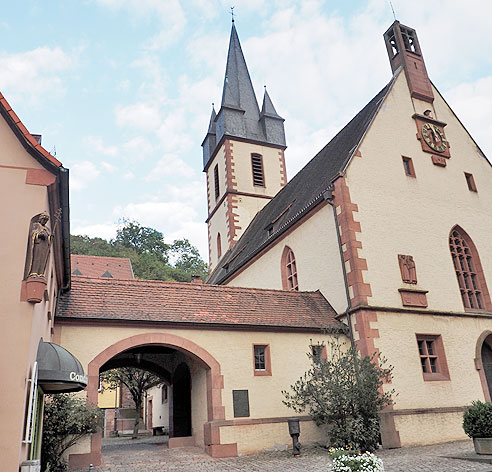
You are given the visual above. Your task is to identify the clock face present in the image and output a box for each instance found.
[421,123,447,153]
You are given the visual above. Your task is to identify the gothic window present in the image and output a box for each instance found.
[251,154,265,187]
[281,246,298,291]
[217,233,222,258]
[449,226,490,311]
[214,164,219,199]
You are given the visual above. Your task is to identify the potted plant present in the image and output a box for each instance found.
[463,401,492,454]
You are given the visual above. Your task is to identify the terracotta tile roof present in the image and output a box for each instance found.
[71,255,134,280]
[0,92,62,167]
[57,278,338,330]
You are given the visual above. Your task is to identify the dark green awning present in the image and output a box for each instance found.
[36,341,87,393]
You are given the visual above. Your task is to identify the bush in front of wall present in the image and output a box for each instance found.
[463,401,492,438]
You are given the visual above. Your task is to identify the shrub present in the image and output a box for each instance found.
[41,394,103,471]
[282,334,394,452]
[463,401,492,438]
[329,448,384,472]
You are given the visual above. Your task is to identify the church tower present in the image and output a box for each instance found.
[203,22,287,270]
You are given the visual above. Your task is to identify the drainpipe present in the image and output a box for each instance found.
[322,188,356,350]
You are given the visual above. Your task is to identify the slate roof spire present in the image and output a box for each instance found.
[202,24,286,169]
[260,86,282,119]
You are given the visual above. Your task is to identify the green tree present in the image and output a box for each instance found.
[101,367,163,439]
[282,335,394,452]
[70,220,209,282]
[170,238,209,279]
[115,219,169,263]
[41,393,102,472]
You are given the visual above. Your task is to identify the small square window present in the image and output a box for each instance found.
[465,172,477,192]
[311,344,326,363]
[402,156,416,177]
[415,334,450,381]
[252,344,271,376]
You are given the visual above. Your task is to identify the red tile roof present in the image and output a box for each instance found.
[71,255,134,280]
[0,92,62,167]
[57,278,338,330]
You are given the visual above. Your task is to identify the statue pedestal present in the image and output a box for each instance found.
[26,277,47,303]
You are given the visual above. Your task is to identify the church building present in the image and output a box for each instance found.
[2,17,492,471]
[206,20,492,448]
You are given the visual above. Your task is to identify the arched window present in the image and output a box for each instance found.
[281,246,299,291]
[449,226,490,311]
[217,233,222,259]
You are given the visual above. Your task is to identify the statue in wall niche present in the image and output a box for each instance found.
[24,212,53,279]
[398,254,417,284]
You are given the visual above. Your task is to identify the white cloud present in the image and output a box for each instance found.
[444,76,492,160]
[123,136,154,158]
[71,222,118,240]
[84,136,119,156]
[0,47,73,103]
[123,171,135,180]
[70,161,101,191]
[115,102,161,130]
[101,161,117,173]
[145,154,195,181]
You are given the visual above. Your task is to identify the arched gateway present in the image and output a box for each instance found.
[68,333,226,469]
[476,331,492,403]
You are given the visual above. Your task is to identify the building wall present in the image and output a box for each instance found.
[346,70,492,312]
[56,323,339,453]
[340,70,492,445]
[224,203,348,314]
[206,139,285,270]
[147,385,169,430]
[0,115,59,470]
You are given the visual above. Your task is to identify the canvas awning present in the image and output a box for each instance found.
[36,341,87,393]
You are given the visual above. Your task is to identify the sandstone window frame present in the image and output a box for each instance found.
[416,334,450,381]
[281,246,299,291]
[252,344,271,376]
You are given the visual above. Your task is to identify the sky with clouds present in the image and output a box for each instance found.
[1,0,491,260]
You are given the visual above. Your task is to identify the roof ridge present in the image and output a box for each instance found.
[69,276,325,296]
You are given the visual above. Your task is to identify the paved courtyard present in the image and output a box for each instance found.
[75,436,492,472]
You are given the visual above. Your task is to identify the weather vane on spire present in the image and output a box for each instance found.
[230,6,235,23]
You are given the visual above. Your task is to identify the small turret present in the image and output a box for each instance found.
[384,21,434,103]
[259,87,285,147]
[202,105,217,168]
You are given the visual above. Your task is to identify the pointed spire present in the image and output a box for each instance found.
[207,104,216,134]
[221,23,260,119]
[261,87,283,119]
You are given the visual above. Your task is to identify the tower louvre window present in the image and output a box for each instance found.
[251,154,265,187]
[214,164,219,199]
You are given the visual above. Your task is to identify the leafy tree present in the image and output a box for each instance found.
[170,239,209,279]
[282,335,394,452]
[41,393,103,472]
[70,220,209,282]
[101,367,163,439]
[115,219,169,263]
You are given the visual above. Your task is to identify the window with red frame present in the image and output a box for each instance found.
[416,334,450,381]
[449,227,488,310]
[281,246,299,291]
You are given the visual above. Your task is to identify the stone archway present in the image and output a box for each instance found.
[68,333,226,469]
[475,331,492,403]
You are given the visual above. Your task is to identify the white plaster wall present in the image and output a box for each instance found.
[190,365,207,447]
[346,71,492,312]
[58,325,338,421]
[226,204,348,314]
[147,385,169,430]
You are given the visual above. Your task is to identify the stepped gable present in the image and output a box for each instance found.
[208,78,395,284]
[71,254,134,280]
[56,278,338,330]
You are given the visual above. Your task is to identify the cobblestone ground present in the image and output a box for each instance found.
[75,436,492,472]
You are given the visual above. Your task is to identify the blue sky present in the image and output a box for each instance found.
[1,0,491,260]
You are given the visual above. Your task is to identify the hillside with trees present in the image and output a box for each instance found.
[71,220,208,282]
